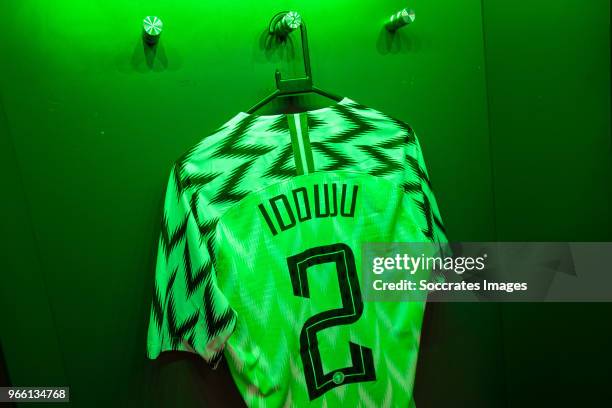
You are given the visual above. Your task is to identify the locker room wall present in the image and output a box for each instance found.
[0,0,608,407]
[0,346,15,408]
[482,0,612,406]
[0,82,69,391]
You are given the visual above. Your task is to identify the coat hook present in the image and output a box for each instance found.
[269,11,302,37]
[385,8,415,32]
[143,16,163,45]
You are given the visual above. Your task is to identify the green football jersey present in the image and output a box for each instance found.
[147,98,447,407]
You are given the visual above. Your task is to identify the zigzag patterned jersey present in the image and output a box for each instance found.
[147,98,447,407]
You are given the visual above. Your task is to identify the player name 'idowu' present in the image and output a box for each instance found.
[258,183,359,236]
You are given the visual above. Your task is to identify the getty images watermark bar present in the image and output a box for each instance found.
[360,242,612,302]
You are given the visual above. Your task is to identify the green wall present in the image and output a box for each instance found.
[482,1,612,406]
[0,0,609,407]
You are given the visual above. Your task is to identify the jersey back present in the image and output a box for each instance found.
[147,98,447,407]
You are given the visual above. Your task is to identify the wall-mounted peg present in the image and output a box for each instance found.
[143,16,163,45]
[269,11,302,37]
[385,8,415,32]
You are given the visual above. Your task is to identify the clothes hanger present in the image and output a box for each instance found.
[247,12,343,114]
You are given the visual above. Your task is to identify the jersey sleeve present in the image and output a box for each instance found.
[146,164,237,367]
[402,132,449,248]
